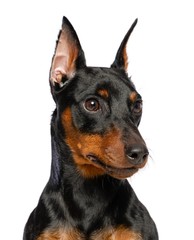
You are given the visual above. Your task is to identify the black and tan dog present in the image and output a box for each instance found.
[23,16,158,240]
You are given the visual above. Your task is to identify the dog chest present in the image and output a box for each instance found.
[37,226,142,240]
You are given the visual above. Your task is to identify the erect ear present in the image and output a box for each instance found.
[111,19,138,72]
[50,16,86,88]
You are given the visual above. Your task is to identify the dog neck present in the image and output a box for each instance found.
[39,110,135,234]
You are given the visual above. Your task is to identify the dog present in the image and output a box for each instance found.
[23,16,158,240]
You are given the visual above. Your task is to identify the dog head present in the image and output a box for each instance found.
[50,17,148,179]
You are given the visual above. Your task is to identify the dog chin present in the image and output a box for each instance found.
[106,167,139,179]
[85,154,140,179]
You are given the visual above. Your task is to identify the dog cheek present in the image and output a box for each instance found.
[61,107,103,162]
[61,107,80,151]
[61,108,129,176]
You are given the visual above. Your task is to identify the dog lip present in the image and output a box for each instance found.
[86,154,138,177]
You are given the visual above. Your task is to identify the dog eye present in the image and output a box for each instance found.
[133,100,143,114]
[84,98,101,112]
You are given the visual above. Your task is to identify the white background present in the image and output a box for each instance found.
[0,0,194,239]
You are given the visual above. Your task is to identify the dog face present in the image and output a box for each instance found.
[50,17,148,179]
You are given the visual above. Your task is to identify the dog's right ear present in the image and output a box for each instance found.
[50,17,86,89]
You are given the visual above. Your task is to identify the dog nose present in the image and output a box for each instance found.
[126,144,149,165]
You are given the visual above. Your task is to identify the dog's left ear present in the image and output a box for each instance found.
[50,16,86,88]
[111,19,138,72]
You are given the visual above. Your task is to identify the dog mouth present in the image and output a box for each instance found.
[86,154,139,179]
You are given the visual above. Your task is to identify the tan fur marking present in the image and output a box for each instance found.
[37,228,83,240]
[37,227,142,240]
[97,89,109,98]
[92,226,142,240]
[129,91,137,103]
[123,46,128,71]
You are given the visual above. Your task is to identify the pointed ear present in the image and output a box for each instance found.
[111,19,138,72]
[50,16,86,88]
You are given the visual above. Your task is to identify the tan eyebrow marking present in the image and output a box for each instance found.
[97,89,109,98]
[129,91,137,103]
